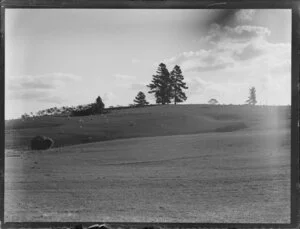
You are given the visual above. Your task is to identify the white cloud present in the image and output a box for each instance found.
[7,72,82,91]
[131,58,141,64]
[162,24,272,73]
[103,92,116,103]
[160,22,290,105]
[130,83,147,91]
[235,10,256,22]
[114,73,136,80]
[206,24,271,45]
[6,72,82,102]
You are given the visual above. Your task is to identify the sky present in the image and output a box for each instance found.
[5,9,291,119]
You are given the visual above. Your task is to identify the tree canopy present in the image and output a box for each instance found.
[170,65,188,105]
[148,63,188,105]
[134,91,149,107]
[147,63,172,105]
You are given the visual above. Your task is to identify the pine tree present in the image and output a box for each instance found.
[170,65,188,105]
[134,91,149,107]
[94,96,105,113]
[147,63,172,105]
[246,87,257,105]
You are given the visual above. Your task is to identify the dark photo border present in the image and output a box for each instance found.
[0,0,298,228]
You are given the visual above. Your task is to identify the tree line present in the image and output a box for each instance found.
[133,63,188,107]
[133,62,257,107]
[20,63,258,119]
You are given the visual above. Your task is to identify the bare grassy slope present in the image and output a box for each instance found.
[5,105,290,149]
[5,129,290,222]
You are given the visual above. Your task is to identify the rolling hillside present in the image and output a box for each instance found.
[4,104,291,222]
[5,129,290,222]
[5,104,290,150]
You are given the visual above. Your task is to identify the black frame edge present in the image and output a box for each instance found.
[0,3,5,227]
[291,2,299,227]
[0,0,294,9]
[0,0,298,228]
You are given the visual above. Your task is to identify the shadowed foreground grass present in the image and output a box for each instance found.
[5,129,290,223]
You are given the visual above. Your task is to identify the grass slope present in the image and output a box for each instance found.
[5,104,290,149]
[5,104,291,222]
[5,129,290,222]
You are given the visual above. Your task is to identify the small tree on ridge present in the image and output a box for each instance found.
[134,91,149,107]
[246,87,257,105]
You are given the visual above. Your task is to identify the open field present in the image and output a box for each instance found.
[5,105,291,223]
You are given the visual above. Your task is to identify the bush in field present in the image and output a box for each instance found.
[71,96,105,116]
[208,98,219,105]
[30,135,54,150]
[21,113,30,120]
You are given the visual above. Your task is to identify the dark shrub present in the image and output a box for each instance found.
[73,224,83,229]
[30,135,54,150]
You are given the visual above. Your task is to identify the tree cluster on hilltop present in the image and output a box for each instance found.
[147,63,188,105]
[132,63,188,107]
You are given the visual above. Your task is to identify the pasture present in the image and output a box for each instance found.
[4,104,291,223]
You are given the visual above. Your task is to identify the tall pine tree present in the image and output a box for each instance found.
[147,63,172,105]
[170,65,188,105]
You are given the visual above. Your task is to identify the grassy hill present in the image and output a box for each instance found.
[5,104,291,222]
[5,126,290,222]
[5,104,290,150]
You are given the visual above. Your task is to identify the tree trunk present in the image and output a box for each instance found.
[174,89,177,105]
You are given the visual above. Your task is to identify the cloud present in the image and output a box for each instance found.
[163,47,235,72]
[103,92,116,102]
[130,83,147,91]
[36,96,63,104]
[6,72,82,103]
[181,59,234,72]
[185,76,250,104]
[162,23,273,73]
[114,73,136,80]
[160,20,290,105]
[206,24,271,45]
[7,72,82,91]
[233,43,264,61]
[235,10,256,22]
[6,90,62,104]
[131,58,141,64]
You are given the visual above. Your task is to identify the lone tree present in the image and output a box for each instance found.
[208,98,219,105]
[170,65,188,105]
[94,96,105,113]
[134,91,149,107]
[246,87,257,105]
[147,63,172,105]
